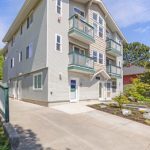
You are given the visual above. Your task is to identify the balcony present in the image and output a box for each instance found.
[68,52,95,74]
[69,15,95,44]
[106,39,122,57]
[107,65,122,78]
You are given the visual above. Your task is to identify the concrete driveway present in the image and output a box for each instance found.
[10,100,150,150]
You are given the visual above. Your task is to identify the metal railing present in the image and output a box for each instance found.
[69,14,94,38]
[106,39,122,53]
[0,83,9,122]
[107,65,121,77]
[69,52,94,69]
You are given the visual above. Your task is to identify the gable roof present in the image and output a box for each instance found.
[2,0,127,44]
[123,65,146,76]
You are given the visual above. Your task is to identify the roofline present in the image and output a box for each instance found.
[3,0,127,43]
[3,0,40,43]
[94,0,127,43]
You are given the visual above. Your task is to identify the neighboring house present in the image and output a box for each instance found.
[123,65,146,85]
[2,0,126,106]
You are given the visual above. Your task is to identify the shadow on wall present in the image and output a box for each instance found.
[14,125,72,150]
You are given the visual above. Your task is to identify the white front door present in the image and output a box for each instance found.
[70,79,79,102]
[99,81,112,101]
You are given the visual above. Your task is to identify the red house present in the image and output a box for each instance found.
[123,65,146,85]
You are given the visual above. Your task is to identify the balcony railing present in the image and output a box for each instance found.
[106,39,122,56]
[68,52,94,74]
[69,15,95,44]
[107,65,122,78]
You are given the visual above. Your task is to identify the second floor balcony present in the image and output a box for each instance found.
[69,15,95,44]
[106,39,122,57]
[68,52,95,74]
[106,65,122,78]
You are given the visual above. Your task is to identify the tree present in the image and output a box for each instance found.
[123,42,150,67]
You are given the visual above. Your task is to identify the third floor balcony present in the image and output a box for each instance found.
[69,15,95,44]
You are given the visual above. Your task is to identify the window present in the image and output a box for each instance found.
[74,7,85,18]
[19,52,22,62]
[93,51,104,64]
[74,46,85,55]
[20,25,23,35]
[56,0,62,15]
[26,43,33,59]
[11,36,15,47]
[27,12,33,29]
[55,34,62,51]
[10,58,14,68]
[99,53,103,64]
[93,51,97,62]
[92,12,104,38]
[33,73,43,90]
[112,80,117,93]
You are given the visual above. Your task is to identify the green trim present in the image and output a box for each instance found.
[106,48,122,56]
[69,28,95,43]
[68,65,95,74]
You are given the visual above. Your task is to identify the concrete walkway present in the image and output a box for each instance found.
[10,100,150,150]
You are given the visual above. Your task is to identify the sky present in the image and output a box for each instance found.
[0,0,150,48]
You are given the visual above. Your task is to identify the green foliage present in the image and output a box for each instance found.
[140,70,150,84]
[113,95,130,109]
[0,123,10,150]
[125,78,150,102]
[123,42,150,67]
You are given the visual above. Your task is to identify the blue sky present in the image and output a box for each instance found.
[0,0,150,48]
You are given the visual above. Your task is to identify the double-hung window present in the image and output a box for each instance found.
[56,0,62,15]
[33,73,43,90]
[112,80,117,93]
[55,34,62,52]
[10,58,14,68]
[26,43,33,59]
[93,51,104,64]
[93,12,104,38]
[19,51,23,62]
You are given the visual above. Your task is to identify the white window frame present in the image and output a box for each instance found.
[56,0,62,15]
[26,43,33,59]
[33,72,43,91]
[73,7,85,18]
[92,11,105,39]
[55,34,62,52]
[19,51,22,62]
[93,50,104,64]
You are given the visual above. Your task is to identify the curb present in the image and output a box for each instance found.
[3,122,20,150]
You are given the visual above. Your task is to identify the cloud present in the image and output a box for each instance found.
[134,26,150,33]
[103,0,150,27]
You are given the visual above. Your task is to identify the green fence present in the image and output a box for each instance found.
[0,83,9,122]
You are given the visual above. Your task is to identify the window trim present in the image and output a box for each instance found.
[73,7,85,18]
[10,58,15,68]
[26,43,33,59]
[27,11,33,29]
[92,11,105,39]
[56,0,62,15]
[33,72,43,91]
[93,50,104,64]
[55,34,62,52]
[19,51,22,62]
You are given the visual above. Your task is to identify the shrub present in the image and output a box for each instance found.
[113,95,130,109]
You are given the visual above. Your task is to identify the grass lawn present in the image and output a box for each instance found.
[0,122,10,150]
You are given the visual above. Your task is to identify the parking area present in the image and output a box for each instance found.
[10,100,150,150]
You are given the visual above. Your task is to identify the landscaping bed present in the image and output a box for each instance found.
[89,104,150,126]
[0,122,10,150]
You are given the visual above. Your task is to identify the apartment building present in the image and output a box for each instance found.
[2,0,127,106]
